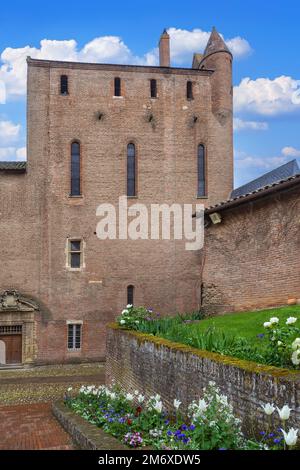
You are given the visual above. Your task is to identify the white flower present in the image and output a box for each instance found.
[291,350,300,365]
[122,309,129,315]
[135,320,139,324]
[120,319,126,325]
[67,387,73,392]
[134,390,139,395]
[153,401,163,413]
[277,405,292,421]
[126,304,133,308]
[286,317,297,325]
[154,394,161,401]
[263,322,272,328]
[137,394,145,403]
[261,403,275,415]
[269,317,279,324]
[277,341,283,346]
[109,392,116,400]
[126,393,134,401]
[292,338,300,350]
[281,428,298,447]
[173,399,181,410]
[198,399,208,412]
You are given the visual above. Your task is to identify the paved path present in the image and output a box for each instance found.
[0,363,105,450]
[0,403,74,450]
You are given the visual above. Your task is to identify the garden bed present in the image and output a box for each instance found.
[106,324,300,435]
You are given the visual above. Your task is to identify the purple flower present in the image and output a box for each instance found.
[257,333,265,339]
[167,430,173,436]
[189,424,196,431]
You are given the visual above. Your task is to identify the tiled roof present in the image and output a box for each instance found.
[205,173,300,215]
[0,161,27,171]
[231,159,300,199]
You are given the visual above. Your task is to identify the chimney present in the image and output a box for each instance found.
[159,29,170,67]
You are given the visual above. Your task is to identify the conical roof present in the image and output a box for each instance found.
[203,27,231,56]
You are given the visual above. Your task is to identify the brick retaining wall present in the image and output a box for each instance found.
[106,324,300,433]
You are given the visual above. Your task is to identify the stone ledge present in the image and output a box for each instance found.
[52,401,128,450]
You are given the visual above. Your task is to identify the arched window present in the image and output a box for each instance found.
[197,144,206,197]
[71,141,81,196]
[60,75,68,95]
[114,77,121,96]
[150,79,157,98]
[127,143,136,197]
[127,285,134,305]
[187,81,193,100]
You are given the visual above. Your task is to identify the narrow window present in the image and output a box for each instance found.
[127,285,134,305]
[197,144,206,197]
[187,81,193,100]
[68,239,82,269]
[127,143,136,197]
[71,141,81,196]
[60,75,68,95]
[150,79,157,98]
[114,77,121,96]
[67,324,82,350]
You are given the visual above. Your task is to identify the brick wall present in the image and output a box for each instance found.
[202,185,300,313]
[0,53,233,364]
[106,325,300,434]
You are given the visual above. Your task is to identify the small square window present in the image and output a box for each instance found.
[68,239,82,269]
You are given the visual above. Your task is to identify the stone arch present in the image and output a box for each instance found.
[0,340,6,364]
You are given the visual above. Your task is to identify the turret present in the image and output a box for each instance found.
[198,27,233,121]
[159,29,170,67]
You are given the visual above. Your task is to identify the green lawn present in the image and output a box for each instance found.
[192,305,300,347]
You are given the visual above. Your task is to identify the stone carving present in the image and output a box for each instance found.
[0,290,38,312]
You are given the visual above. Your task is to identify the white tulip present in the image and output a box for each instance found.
[120,319,126,325]
[277,341,283,346]
[277,405,291,421]
[286,317,297,325]
[137,394,145,403]
[263,322,272,328]
[198,399,208,412]
[154,401,163,413]
[281,428,298,447]
[67,387,73,392]
[291,350,300,365]
[270,317,279,324]
[292,338,300,350]
[126,304,133,308]
[174,399,181,410]
[126,393,134,401]
[261,403,275,415]
[122,309,129,315]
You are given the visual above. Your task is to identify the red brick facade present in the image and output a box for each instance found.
[0,30,233,365]
[202,178,300,313]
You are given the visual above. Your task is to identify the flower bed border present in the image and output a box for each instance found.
[52,401,128,450]
[108,323,300,377]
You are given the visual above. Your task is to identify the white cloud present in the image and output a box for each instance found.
[0,146,26,161]
[0,120,21,144]
[281,146,300,158]
[233,117,268,131]
[167,28,251,64]
[234,76,300,116]
[0,28,251,101]
[0,80,5,103]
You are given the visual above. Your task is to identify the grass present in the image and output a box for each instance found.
[190,305,300,349]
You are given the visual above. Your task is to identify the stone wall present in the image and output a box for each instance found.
[106,325,300,434]
[202,184,300,313]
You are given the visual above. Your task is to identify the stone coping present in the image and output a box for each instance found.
[108,323,300,380]
[52,401,128,450]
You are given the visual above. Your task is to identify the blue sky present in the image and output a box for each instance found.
[0,0,299,187]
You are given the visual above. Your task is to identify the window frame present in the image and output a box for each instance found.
[187,80,193,100]
[127,285,134,306]
[197,144,207,197]
[127,142,137,197]
[67,238,83,270]
[114,77,121,97]
[150,79,157,98]
[67,323,82,351]
[60,75,69,95]
[70,140,81,197]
